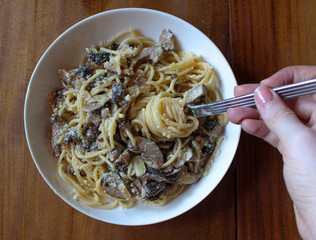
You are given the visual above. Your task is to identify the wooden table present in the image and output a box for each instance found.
[1,0,315,239]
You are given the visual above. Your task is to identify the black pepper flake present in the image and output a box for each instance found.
[110,42,120,50]
[171,73,177,79]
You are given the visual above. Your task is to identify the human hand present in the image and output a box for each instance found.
[227,66,316,239]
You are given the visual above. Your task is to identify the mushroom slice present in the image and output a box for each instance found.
[142,180,166,201]
[139,168,168,201]
[135,45,164,63]
[108,144,125,162]
[63,126,80,144]
[117,119,133,135]
[100,171,131,200]
[112,82,125,103]
[185,83,208,105]
[83,124,100,142]
[76,63,92,77]
[163,182,180,196]
[159,29,175,51]
[141,167,167,183]
[130,179,143,196]
[164,167,184,182]
[173,146,195,168]
[87,52,110,65]
[51,120,67,157]
[58,69,77,86]
[201,119,223,141]
[128,137,164,169]
[114,149,131,173]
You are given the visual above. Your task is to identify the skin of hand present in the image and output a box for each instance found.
[227,66,316,239]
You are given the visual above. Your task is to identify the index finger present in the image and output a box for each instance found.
[261,65,316,88]
[234,83,259,97]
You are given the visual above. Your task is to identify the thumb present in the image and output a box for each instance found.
[254,85,305,144]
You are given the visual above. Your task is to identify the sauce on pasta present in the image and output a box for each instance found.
[49,29,226,209]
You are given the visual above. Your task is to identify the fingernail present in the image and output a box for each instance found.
[233,85,240,95]
[255,86,274,106]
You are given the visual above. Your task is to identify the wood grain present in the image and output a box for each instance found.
[230,0,316,239]
[1,0,315,239]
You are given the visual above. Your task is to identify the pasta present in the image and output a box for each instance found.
[49,29,226,209]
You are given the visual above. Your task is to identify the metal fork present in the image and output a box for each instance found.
[188,78,316,117]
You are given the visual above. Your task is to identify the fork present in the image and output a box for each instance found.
[188,78,316,117]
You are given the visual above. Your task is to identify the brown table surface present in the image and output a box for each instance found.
[1,0,315,239]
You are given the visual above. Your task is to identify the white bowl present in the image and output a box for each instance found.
[24,8,240,225]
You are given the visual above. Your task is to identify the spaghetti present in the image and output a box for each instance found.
[49,29,226,209]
